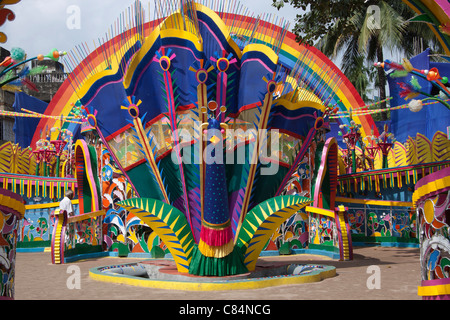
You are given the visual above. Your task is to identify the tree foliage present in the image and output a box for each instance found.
[272,0,373,45]
[272,0,443,120]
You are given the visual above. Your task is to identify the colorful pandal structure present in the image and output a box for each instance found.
[414,167,450,300]
[0,187,25,300]
[1,0,446,296]
[336,50,450,298]
[376,36,450,298]
[35,0,368,279]
[51,139,104,265]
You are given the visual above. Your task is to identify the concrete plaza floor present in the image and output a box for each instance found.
[14,246,421,300]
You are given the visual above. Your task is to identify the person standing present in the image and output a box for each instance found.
[59,189,75,216]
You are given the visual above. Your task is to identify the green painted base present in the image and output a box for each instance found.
[188,245,248,276]
[308,243,340,253]
[150,246,166,258]
[110,242,129,257]
[351,235,419,244]
[65,244,103,258]
[17,240,51,248]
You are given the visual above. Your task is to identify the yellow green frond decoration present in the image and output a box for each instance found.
[117,198,195,273]
[235,195,312,271]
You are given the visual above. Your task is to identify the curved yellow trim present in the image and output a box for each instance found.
[305,206,335,218]
[0,193,25,218]
[198,239,234,258]
[418,283,450,297]
[195,3,242,59]
[243,43,278,66]
[201,219,231,229]
[123,25,203,91]
[25,199,79,210]
[282,76,323,104]
[90,264,336,291]
[122,26,161,89]
[160,28,203,52]
[335,197,412,208]
[412,175,450,207]
[123,3,245,91]
[423,0,450,25]
[275,97,324,112]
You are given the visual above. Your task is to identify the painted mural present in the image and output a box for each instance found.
[347,206,416,240]
[101,147,164,257]
[309,214,337,247]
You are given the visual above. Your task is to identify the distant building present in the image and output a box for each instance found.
[0,47,66,144]
[0,48,16,143]
[23,59,68,102]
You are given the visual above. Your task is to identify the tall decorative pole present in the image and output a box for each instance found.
[42,147,56,177]
[32,149,43,176]
[50,127,73,177]
[33,138,48,176]
[338,112,362,174]
[363,126,379,170]
[34,137,56,177]
[376,123,395,169]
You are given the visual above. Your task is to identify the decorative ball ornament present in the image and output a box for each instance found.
[208,100,218,112]
[408,99,423,113]
[10,47,26,62]
[45,49,66,62]
[442,77,448,84]
[426,67,440,81]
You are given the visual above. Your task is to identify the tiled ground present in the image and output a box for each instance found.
[14,246,421,300]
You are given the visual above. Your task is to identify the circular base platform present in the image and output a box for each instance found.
[89,259,336,291]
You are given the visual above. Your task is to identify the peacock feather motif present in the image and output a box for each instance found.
[74,1,340,276]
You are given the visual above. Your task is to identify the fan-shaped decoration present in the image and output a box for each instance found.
[39,0,368,276]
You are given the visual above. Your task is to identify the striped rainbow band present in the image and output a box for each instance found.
[31,2,378,148]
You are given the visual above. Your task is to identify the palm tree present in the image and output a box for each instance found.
[312,0,442,120]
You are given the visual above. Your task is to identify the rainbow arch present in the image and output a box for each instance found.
[31,2,378,148]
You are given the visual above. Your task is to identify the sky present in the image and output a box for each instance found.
[1,0,299,64]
